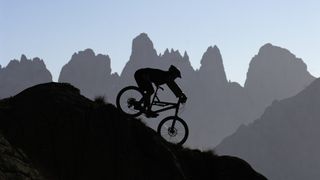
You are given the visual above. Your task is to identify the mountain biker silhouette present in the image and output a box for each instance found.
[134,65,187,118]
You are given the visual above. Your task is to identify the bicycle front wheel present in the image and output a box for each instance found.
[116,86,144,117]
[157,116,189,146]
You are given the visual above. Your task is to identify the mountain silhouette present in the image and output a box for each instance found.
[244,43,315,120]
[55,33,315,148]
[216,78,320,180]
[198,46,227,86]
[121,33,159,81]
[0,83,266,180]
[58,48,120,101]
[1,33,315,150]
[0,54,52,99]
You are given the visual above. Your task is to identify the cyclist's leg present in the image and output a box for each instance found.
[144,83,154,112]
[134,72,152,110]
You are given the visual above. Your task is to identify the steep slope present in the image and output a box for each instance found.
[0,83,266,180]
[244,43,315,119]
[58,49,119,101]
[216,78,320,180]
[0,55,52,99]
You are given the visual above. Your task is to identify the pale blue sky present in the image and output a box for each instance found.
[1,0,319,85]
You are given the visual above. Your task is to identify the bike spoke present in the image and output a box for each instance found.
[117,87,144,116]
[159,118,187,144]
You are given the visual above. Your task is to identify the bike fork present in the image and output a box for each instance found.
[171,100,181,128]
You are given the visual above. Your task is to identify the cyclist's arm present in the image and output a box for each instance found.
[167,81,183,98]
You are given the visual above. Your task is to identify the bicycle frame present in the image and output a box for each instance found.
[149,86,181,117]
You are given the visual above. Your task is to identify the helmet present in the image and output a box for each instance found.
[169,65,181,78]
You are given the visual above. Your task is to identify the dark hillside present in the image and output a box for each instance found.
[0,132,44,180]
[0,83,266,180]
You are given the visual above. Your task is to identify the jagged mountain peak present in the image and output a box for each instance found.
[259,43,288,52]
[160,49,191,63]
[20,54,28,62]
[0,55,52,98]
[136,32,149,39]
[183,51,189,59]
[71,48,96,59]
[170,48,179,54]
[259,43,273,49]
[58,49,114,99]
[120,33,158,78]
[256,43,299,61]
[5,54,47,70]
[162,48,182,58]
[111,72,120,77]
[200,45,223,67]
[244,43,315,101]
[18,54,44,65]
[6,59,20,67]
[208,45,219,51]
[199,45,227,83]
[68,49,111,65]
[132,33,156,53]
[243,43,315,120]
[68,49,112,66]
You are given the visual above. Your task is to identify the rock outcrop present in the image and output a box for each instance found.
[120,33,159,82]
[198,46,228,86]
[58,49,119,101]
[0,55,52,99]
[0,83,266,180]
[216,78,320,180]
[244,43,315,119]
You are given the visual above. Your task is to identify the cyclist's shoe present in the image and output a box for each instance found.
[145,111,159,118]
[128,98,143,110]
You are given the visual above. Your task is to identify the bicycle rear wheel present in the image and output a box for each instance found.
[116,86,144,117]
[157,116,189,146]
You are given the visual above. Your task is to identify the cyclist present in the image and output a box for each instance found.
[134,65,187,118]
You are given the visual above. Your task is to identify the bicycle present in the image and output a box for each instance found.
[116,85,189,146]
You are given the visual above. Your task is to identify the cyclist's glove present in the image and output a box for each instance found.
[180,93,187,104]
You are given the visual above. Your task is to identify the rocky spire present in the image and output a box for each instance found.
[58,49,114,99]
[130,33,158,62]
[244,43,315,119]
[183,51,189,61]
[120,33,159,80]
[20,54,28,62]
[199,45,227,84]
[0,55,52,98]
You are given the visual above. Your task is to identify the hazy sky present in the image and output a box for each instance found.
[1,0,319,85]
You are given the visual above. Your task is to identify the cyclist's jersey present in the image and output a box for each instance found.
[134,68,183,97]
